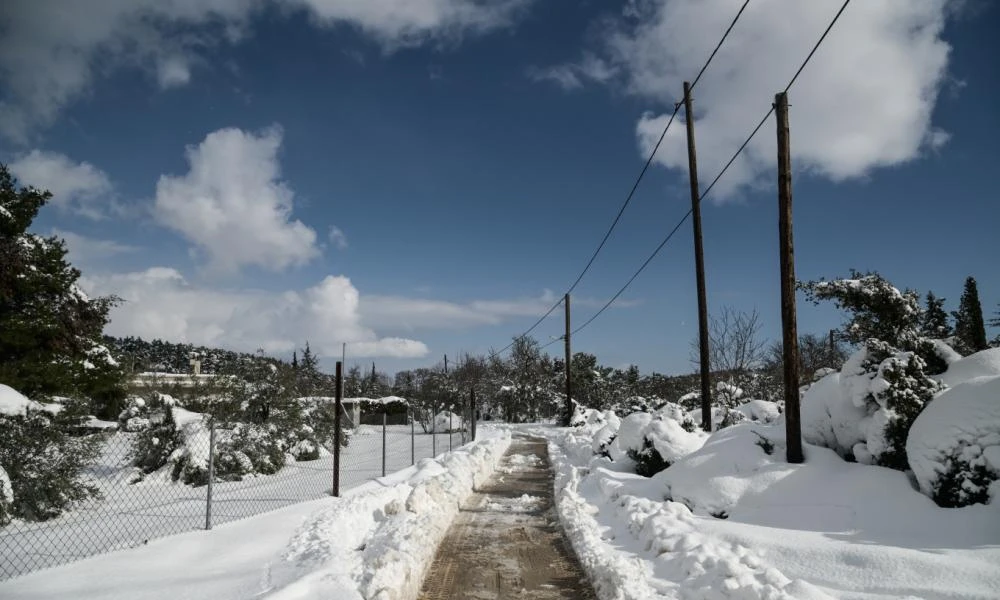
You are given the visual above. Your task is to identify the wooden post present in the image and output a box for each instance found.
[683,81,713,433]
[471,388,477,441]
[333,361,343,496]
[775,92,803,464]
[563,293,573,426]
[381,411,387,477]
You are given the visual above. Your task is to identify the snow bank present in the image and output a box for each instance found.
[935,347,1000,388]
[546,433,832,600]
[734,399,781,423]
[542,421,1000,599]
[907,375,1000,507]
[358,432,511,600]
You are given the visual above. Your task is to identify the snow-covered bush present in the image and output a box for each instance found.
[609,412,708,477]
[907,371,1000,507]
[433,411,464,432]
[0,384,102,522]
[802,343,941,469]
[128,394,183,474]
[0,464,13,526]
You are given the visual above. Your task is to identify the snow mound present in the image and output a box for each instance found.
[936,348,1000,388]
[592,412,621,455]
[0,383,38,416]
[735,399,781,423]
[432,410,463,432]
[907,375,1000,507]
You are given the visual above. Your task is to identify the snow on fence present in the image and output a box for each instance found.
[0,408,474,581]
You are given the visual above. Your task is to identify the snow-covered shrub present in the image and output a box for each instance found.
[433,411,464,432]
[734,399,782,424]
[0,464,13,526]
[131,402,181,475]
[907,375,1000,507]
[610,412,708,477]
[0,385,101,522]
[591,412,621,457]
[285,424,321,461]
[719,408,747,429]
[801,342,941,470]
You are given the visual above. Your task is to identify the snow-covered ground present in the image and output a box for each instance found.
[0,426,510,599]
[1,423,470,578]
[523,351,1000,599]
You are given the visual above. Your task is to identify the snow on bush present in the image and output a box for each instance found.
[0,464,12,526]
[934,347,1000,388]
[735,399,781,423]
[433,410,463,433]
[592,411,621,456]
[606,412,708,477]
[907,375,1000,507]
[801,343,941,469]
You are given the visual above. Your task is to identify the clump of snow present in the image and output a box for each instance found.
[935,347,1000,388]
[907,375,1000,507]
[734,399,781,423]
[0,383,40,416]
[607,412,707,467]
[432,410,463,432]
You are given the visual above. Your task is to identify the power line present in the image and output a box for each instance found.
[492,0,754,357]
[565,0,852,341]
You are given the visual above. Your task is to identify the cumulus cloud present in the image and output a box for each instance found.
[0,0,532,142]
[9,150,116,218]
[80,268,430,358]
[153,126,320,273]
[52,229,138,266]
[536,0,953,199]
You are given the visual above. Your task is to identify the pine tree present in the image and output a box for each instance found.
[953,277,988,355]
[920,292,951,339]
[0,165,125,412]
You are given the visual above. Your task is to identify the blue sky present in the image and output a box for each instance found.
[1,0,997,376]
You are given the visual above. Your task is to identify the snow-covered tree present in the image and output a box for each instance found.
[953,277,988,355]
[920,291,951,339]
[0,165,126,418]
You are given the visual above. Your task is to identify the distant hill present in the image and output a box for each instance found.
[103,336,260,375]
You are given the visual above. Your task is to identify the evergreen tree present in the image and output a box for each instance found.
[0,165,125,414]
[920,292,951,339]
[953,277,988,355]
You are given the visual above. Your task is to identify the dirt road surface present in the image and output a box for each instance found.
[418,435,596,600]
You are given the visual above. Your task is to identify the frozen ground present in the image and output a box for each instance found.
[0,426,509,599]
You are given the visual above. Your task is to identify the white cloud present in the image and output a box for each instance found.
[538,0,953,199]
[80,269,430,358]
[0,0,532,142]
[156,55,193,88]
[153,126,320,273]
[526,53,617,90]
[328,226,349,249]
[52,229,137,265]
[9,150,115,219]
[360,289,641,331]
[286,0,530,49]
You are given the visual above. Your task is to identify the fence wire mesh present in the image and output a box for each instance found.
[0,408,470,580]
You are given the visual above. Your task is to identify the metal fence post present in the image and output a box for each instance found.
[205,418,215,530]
[432,405,437,457]
[449,411,453,451]
[471,388,477,442]
[381,411,387,477]
[333,361,342,497]
[410,407,415,465]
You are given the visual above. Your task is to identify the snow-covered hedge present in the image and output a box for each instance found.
[801,343,940,469]
[0,384,102,523]
[907,369,1000,508]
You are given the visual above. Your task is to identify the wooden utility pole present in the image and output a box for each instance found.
[563,293,573,426]
[775,92,803,464]
[683,81,713,433]
[333,361,343,496]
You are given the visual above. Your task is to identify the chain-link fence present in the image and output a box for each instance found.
[0,405,475,580]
